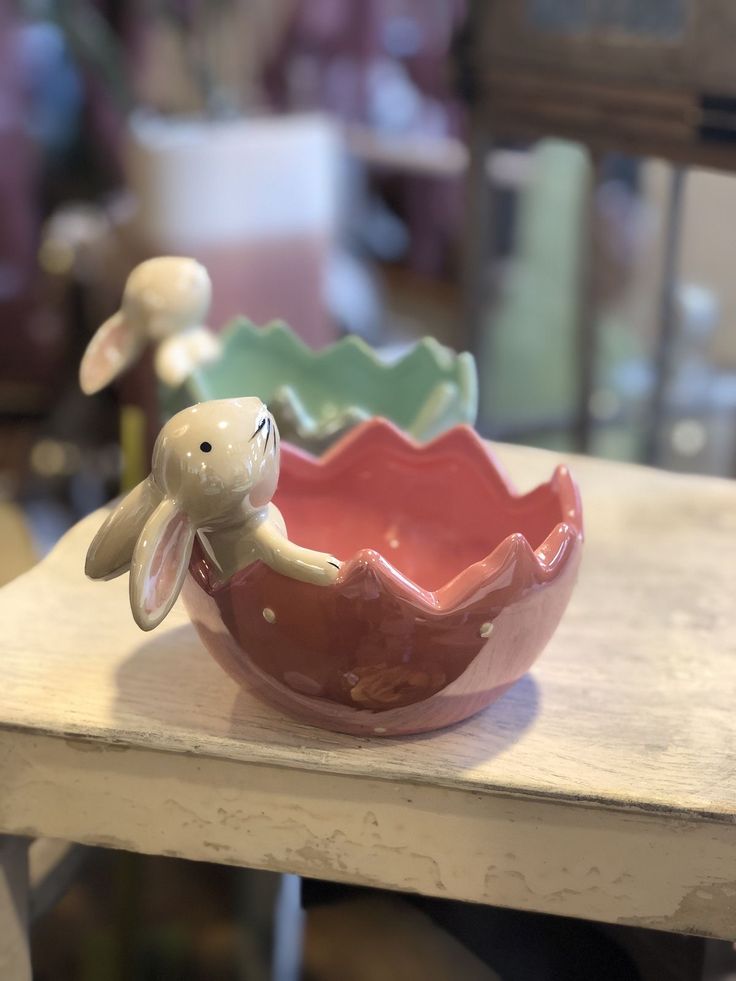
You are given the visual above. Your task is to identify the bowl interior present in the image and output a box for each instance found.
[274,442,565,593]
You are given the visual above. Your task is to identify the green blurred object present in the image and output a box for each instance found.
[164,320,478,452]
[480,141,589,436]
[479,140,644,458]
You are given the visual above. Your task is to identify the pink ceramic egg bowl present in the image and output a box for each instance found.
[183,419,583,736]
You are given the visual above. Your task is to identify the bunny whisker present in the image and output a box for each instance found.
[250,417,267,441]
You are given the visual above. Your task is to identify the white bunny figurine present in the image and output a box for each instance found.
[85,398,341,630]
[79,256,222,393]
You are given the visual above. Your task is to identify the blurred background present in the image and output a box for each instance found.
[4,0,736,552]
[2,0,735,978]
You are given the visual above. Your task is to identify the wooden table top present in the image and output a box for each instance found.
[1,443,735,939]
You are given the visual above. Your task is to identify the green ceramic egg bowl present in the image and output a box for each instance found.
[162,319,478,451]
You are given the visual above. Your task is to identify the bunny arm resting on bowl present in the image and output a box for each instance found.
[85,398,340,632]
[79,256,221,394]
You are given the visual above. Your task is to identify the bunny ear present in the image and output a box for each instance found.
[86,477,161,581]
[129,498,195,631]
[79,310,145,395]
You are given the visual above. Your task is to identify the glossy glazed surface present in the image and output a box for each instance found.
[86,398,339,632]
[80,256,220,394]
[165,319,478,450]
[183,420,583,736]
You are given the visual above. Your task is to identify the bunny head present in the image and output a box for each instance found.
[152,397,279,524]
[86,397,279,631]
[79,256,211,395]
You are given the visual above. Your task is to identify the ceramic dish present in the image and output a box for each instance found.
[163,319,478,451]
[182,419,583,736]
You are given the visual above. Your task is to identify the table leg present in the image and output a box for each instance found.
[235,870,303,981]
[272,874,303,981]
[573,149,603,455]
[701,937,736,979]
[643,164,687,465]
[460,121,495,368]
[0,835,31,981]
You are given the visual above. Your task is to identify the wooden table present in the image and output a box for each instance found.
[1,443,735,978]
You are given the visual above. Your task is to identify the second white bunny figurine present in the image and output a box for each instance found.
[86,398,341,630]
[79,256,221,393]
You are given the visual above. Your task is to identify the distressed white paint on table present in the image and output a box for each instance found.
[1,442,735,977]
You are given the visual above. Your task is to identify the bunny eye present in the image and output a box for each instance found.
[200,441,212,453]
